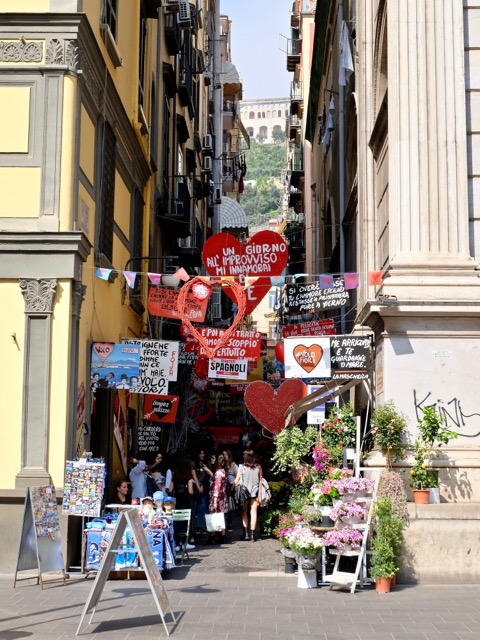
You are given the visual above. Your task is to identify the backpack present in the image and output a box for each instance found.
[259,478,271,508]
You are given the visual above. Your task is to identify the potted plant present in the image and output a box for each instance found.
[370,498,403,592]
[321,402,357,467]
[409,407,457,504]
[370,401,408,468]
[329,500,367,527]
[272,424,318,472]
[377,469,409,524]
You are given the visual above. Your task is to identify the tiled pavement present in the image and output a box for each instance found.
[1,563,479,640]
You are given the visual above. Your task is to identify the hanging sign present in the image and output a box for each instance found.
[123,340,179,394]
[244,379,309,434]
[143,394,180,424]
[147,286,209,321]
[185,328,261,360]
[208,358,249,380]
[330,335,371,379]
[282,318,336,338]
[284,337,332,379]
[90,343,140,390]
[286,278,349,314]
[202,230,289,313]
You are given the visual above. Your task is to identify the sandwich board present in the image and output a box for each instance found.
[76,508,176,636]
[14,486,66,589]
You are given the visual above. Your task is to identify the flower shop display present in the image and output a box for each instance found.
[409,406,457,503]
[329,500,367,526]
[321,402,357,466]
[321,527,364,552]
[283,524,323,558]
[370,400,408,467]
[377,469,409,524]
[271,424,318,472]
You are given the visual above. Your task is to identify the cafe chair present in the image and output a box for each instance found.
[171,509,192,565]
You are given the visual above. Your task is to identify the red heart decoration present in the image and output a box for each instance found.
[177,277,246,360]
[201,230,289,314]
[244,379,309,434]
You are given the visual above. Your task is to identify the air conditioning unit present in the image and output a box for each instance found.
[202,155,212,173]
[214,188,222,204]
[203,71,212,87]
[202,134,213,152]
[173,199,184,216]
[178,0,191,27]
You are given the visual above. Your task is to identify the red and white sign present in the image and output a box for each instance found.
[284,337,332,379]
[143,394,180,424]
[185,328,261,361]
[282,319,336,338]
[147,286,209,321]
[208,359,249,380]
[201,230,289,314]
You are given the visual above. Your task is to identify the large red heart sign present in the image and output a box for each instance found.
[201,230,289,314]
[244,379,309,434]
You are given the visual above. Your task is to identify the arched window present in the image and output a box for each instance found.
[257,112,261,118]
[262,112,265,118]
[267,110,272,118]
[249,111,255,119]
[247,127,254,138]
[278,110,281,117]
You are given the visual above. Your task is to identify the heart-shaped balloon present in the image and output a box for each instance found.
[177,277,246,360]
[201,230,289,314]
[244,379,309,434]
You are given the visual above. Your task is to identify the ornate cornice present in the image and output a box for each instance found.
[20,278,57,314]
[0,40,42,62]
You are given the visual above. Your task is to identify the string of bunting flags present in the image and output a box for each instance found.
[95,267,384,289]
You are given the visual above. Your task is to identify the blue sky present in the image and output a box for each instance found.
[221,0,294,100]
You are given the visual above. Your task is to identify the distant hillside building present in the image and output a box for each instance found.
[239,98,289,143]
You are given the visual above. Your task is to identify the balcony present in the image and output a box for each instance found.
[290,80,303,116]
[288,114,301,141]
[289,146,304,188]
[178,56,194,113]
[164,12,180,55]
[286,38,302,71]
[155,177,192,238]
[288,186,302,208]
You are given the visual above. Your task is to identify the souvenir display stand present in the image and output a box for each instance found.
[14,486,67,589]
[82,509,175,576]
[323,468,381,593]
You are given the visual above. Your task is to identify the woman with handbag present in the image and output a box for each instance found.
[234,450,263,541]
[205,454,228,545]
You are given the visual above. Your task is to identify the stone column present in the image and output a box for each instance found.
[16,278,57,488]
[388,0,471,268]
[67,281,87,459]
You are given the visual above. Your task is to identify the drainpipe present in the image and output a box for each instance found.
[212,0,222,234]
[338,0,346,335]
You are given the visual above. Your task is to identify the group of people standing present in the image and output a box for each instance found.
[110,445,264,546]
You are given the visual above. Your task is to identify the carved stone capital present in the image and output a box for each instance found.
[20,278,58,313]
[72,282,87,318]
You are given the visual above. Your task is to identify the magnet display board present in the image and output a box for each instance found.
[76,508,175,636]
[62,459,106,517]
[14,486,66,589]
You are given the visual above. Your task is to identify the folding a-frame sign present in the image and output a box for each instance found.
[76,508,176,636]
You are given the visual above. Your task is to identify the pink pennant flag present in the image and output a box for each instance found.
[245,276,259,287]
[96,268,112,281]
[344,272,359,290]
[270,276,285,286]
[123,271,137,289]
[368,270,383,286]
[174,267,190,282]
[148,272,161,285]
[319,274,334,289]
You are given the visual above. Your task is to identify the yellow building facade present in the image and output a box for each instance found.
[0,0,221,571]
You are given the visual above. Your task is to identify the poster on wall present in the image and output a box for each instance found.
[283,318,336,338]
[123,340,179,394]
[147,286,209,321]
[285,278,349,314]
[284,337,332,379]
[143,394,180,424]
[62,459,106,517]
[90,343,140,391]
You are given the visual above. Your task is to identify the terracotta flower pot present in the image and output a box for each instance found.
[375,577,392,594]
[413,489,430,504]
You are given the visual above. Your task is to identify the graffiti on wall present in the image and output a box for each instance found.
[413,390,480,438]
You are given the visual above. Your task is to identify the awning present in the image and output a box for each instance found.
[223,61,242,98]
[220,196,248,237]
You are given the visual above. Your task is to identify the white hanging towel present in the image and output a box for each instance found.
[338,21,354,86]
